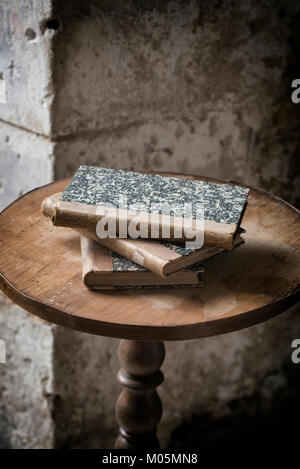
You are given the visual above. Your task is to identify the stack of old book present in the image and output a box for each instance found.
[42,166,249,290]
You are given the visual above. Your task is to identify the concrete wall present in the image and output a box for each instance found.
[0,1,56,449]
[51,305,300,449]
[52,0,300,205]
[0,0,299,448]
[0,0,54,136]
[0,293,55,449]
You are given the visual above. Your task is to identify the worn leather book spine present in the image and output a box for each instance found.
[80,237,204,289]
[41,192,243,251]
[42,193,243,277]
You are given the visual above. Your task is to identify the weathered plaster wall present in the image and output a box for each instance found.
[0,121,55,448]
[0,122,54,210]
[0,0,54,136]
[0,0,299,449]
[0,1,56,449]
[0,293,55,448]
[52,305,300,449]
[52,0,300,205]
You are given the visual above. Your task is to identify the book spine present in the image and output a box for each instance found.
[77,228,168,277]
[80,236,114,287]
[42,193,237,250]
[41,193,236,250]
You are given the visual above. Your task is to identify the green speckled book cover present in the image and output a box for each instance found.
[47,166,249,251]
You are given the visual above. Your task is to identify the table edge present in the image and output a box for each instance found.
[0,173,299,341]
[0,271,299,340]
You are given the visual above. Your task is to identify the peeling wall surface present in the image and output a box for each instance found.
[0,0,299,449]
[52,0,300,205]
[52,305,300,449]
[0,293,55,449]
[0,0,54,136]
[0,122,54,210]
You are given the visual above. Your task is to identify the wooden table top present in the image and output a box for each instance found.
[0,175,299,341]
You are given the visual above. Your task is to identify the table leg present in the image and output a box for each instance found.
[115,340,165,449]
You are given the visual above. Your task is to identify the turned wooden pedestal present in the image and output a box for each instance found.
[115,340,165,449]
[0,176,299,449]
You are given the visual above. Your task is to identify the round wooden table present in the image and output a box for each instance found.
[0,175,299,449]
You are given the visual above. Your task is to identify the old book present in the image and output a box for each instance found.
[80,236,204,289]
[42,193,244,277]
[77,227,243,277]
[42,166,249,250]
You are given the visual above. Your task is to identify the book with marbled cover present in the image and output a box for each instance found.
[78,227,243,277]
[80,237,204,289]
[42,192,245,277]
[43,166,249,250]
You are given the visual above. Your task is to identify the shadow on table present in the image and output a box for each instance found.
[96,240,298,305]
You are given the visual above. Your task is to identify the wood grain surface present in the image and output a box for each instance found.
[0,174,299,341]
[115,340,165,449]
